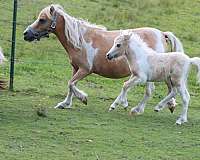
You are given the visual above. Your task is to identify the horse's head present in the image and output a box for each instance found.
[106,31,132,60]
[23,4,62,42]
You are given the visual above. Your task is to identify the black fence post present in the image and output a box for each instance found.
[9,0,18,91]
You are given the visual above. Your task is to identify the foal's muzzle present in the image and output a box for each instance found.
[106,54,113,60]
[23,26,49,42]
[106,52,120,61]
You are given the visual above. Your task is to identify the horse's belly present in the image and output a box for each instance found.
[93,57,131,79]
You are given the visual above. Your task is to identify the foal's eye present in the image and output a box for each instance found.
[116,44,121,48]
[39,19,46,24]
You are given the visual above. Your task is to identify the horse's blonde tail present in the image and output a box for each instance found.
[190,57,200,83]
[163,31,184,53]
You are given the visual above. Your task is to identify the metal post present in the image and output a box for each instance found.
[9,0,18,91]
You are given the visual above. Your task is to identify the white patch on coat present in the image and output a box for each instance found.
[83,41,98,70]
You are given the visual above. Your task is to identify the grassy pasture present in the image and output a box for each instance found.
[0,0,200,159]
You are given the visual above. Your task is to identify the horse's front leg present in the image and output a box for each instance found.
[68,68,89,104]
[55,67,77,109]
[55,68,89,109]
[130,82,155,115]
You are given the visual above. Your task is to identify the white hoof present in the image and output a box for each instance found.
[176,117,187,125]
[108,106,115,112]
[130,107,144,116]
[121,98,128,108]
[54,102,72,109]
[154,106,161,112]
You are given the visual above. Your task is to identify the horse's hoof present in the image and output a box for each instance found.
[129,110,139,116]
[108,107,115,112]
[168,106,175,113]
[129,111,137,116]
[54,105,65,109]
[82,97,87,105]
[176,118,187,125]
[154,109,159,112]
[54,103,65,109]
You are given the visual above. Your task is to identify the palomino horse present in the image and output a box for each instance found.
[106,32,200,125]
[23,4,184,111]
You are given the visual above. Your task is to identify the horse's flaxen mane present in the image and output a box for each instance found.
[46,4,107,49]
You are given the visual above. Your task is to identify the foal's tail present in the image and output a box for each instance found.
[163,32,184,53]
[190,57,200,83]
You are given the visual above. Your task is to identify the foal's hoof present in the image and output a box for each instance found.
[108,107,115,112]
[168,106,175,113]
[176,118,187,125]
[82,97,87,105]
[154,109,159,112]
[167,98,177,113]
[54,103,65,109]
[154,105,162,112]
[130,108,141,116]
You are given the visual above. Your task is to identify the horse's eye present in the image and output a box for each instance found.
[116,44,121,48]
[39,19,46,24]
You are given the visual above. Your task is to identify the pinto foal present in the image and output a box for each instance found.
[106,32,200,125]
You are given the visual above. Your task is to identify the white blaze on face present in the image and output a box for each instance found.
[84,41,98,70]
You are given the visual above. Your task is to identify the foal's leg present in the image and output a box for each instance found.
[154,88,177,112]
[109,76,142,111]
[55,67,77,109]
[166,80,177,113]
[130,82,155,115]
[176,84,190,125]
[109,75,134,111]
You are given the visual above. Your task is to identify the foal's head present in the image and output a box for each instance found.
[23,4,63,42]
[106,32,132,60]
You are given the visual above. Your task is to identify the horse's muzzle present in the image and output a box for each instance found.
[23,26,49,42]
[106,54,113,60]
[23,29,35,42]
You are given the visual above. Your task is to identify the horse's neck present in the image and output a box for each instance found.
[128,42,149,62]
[54,25,80,59]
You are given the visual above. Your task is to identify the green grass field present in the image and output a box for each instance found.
[1,0,200,159]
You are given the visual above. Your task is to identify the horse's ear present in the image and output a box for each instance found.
[50,5,55,15]
[124,33,132,41]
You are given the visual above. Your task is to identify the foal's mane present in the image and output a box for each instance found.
[129,33,156,54]
[122,32,155,53]
[45,4,107,49]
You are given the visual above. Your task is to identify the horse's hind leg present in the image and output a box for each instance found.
[154,87,177,112]
[131,82,155,115]
[176,83,190,125]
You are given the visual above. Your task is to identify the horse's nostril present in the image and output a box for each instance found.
[23,31,28,36]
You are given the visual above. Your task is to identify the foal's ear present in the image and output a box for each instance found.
[124,33,132,41]
[50,5,55,15]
